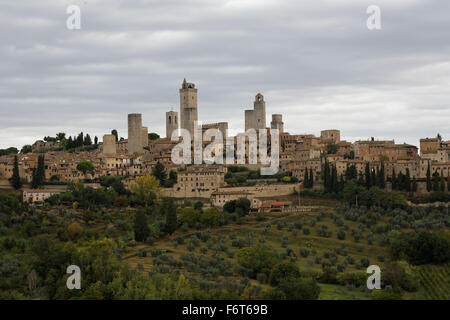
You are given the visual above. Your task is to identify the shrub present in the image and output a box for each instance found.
[337,230,346,240]
[299,248,310,258]
[257,273,267,284]
[137,248,147,258]
[66,221,83,240]
[269,262,301,286]
[277,277,320,300]
[235,244,279,278]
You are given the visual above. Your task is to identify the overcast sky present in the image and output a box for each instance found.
[0,0,449,149]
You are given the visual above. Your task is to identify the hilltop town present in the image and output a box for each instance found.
[1,79,449,302]
[1,79,449,207]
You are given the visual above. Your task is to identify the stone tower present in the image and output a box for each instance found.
[179,78,198,137]
[128,113,143,155]
[166,111,178,138]
[141,126,149,149]
[271,114,284,134]
[244,93,267,131]
[102,134,117,157]
[245,109,255,132]
[253,93,266,130]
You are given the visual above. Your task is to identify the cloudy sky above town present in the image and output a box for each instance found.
[0,0,449,149]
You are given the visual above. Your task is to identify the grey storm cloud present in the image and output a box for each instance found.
[0,0,449,149]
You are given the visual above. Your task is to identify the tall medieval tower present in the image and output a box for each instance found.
[166,110,178,138]
[245,93,266,131]
[128,113,143,155]
[179,78,198,137]
[253,93,266,130]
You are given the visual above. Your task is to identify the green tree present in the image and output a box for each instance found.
[152,162,167,185]
[235,198,251,216]
[277,277,320,300]
[10,155,22,190]
[31,155,45,189]
[379,162,386,188]
[76,161,94,178]
[269,262,301,286]
[440,177,446,192]
[84,134,92,146]
[148,133,160,140]
[134,210,150,242]
[235,244,279,278]
[365,162,371,189]
[194,201,203,211]
[432,171,440,192]
[163,198,177,234]
[323,159,331,192]
[331,165,338,193]
[405,168,411,192]
[412,177,418,192]
[111,130,119,142]
[20,145,32,154]
[304,168,309,188]
[309,168,314,188]
[426,162,432,192]
[131,174,161,208]
[223,200,236,213]
[326,143,338,154]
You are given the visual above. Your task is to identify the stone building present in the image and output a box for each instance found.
[420,138,440,155]
[166,111,178,138]
[180,78,198,137]
[270,114,284,134]
[210,190,254,207]
[321,129,340,144]
[141,126,149,149]
[102,134,117,157]
[245,93,266,131]
[128,113,143,155]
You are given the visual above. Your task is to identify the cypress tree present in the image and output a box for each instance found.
[412,177,418,192]
[339,174,345,192]
[440,177,446,192]
[11,155,22,190]
[163,198,177,234]
[31,155,45,189]
[405,168,411,192]
[152,161,167,185]
[392,169,397,190]
[309,168,314,188]
[134,210,150,242]
[399,172,404,190]
[304,168,309,188]
[432,171,440,192]
[379,162,386,189]
[357,171,364,186]
[365,163,371,189]
[371,168,377,188]
[323,160,330,192]
[426,162,432,192]
[331,165,338,193]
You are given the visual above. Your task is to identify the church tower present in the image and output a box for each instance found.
[179,78,198,137]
